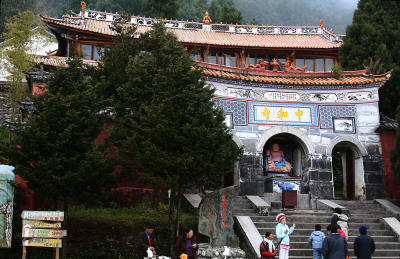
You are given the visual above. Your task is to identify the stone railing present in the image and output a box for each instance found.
[77,10,343,42]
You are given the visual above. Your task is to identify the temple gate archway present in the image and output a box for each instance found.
[331,141,366,200]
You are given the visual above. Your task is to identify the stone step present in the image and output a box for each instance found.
[277,241,400,249]
[253,221,384,229]
[255,215,379,223]
[257,228,393,236]
[285,235,397,242]
[288,249,400,257]
[290,256,400,259]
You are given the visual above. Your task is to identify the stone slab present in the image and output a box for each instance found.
[183,193,202,209]
[381,217,400,242]
[235,216,261,258]
[316,199,349,215]
[375,199,400,217]
[246,195,270,215]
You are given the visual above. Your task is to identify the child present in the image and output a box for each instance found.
[275,213,295,259]
[308,224,325,259]
[260,231,277,259]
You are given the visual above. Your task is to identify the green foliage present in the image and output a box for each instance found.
[98,21,241,256]
[102,23,242,194]
[0,11,47,121]
[209,0,243,24]
[142,0,179,19]
[0,203,200,258]
[234,0,357,31]
[340,0,400,118]
[331,63,343,80]
[0,127,11,164]
[8,59,113,204]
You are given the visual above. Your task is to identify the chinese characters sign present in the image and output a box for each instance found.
[249,102,318,126]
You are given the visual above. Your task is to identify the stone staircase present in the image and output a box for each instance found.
[233,197,400,259]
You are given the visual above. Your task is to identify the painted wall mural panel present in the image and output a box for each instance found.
[248,102,318,126]
[319,105,357,129]
[214,98,247,125]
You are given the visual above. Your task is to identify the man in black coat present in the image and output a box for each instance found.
[136,223,156,259]
[321,224,348,259]
[354,225,375,259]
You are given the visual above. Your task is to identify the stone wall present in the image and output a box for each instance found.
[212,80,384,199]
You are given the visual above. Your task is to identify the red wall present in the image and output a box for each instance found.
[380,133,400,200]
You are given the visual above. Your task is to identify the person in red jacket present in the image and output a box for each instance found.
[337,225,348,241]
[260,232,277,259]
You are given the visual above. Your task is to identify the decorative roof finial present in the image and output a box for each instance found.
[203,11,212,24]
[319,19,324,27]
[81,1,86,11]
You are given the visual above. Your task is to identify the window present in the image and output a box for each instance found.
[224,52,236,67]
[246,53,255,65]
[326,58,334,72]
[93,45,104,60]
[316,58,325,72]
[190,50,201,62]
[208,52,217,64]
[305,58,313,72]
[81,44,92,60]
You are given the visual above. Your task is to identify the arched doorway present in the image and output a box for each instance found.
[332,141,365,200]
[263,133,307,178]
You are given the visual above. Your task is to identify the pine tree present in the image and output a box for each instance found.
[99,23,242,257]
[142,0,179,19]
[339,0,400,118]
[9,58,113,209]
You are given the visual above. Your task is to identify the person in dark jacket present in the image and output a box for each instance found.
[321,224,348,259]
[260,231,277,259]
[175,228,198,259]
[136,223,156,259]
[354,225,375,259]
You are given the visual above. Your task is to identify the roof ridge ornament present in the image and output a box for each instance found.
[203,11,212,24]
[81,1,86,11]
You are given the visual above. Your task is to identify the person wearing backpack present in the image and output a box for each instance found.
[260,231,277,259]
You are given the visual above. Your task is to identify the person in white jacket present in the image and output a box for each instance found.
[331,207,349,237]
[275,213,295,259]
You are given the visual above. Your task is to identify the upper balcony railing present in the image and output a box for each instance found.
[65,9,343,43]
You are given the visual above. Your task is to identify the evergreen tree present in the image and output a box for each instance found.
[339,0,400,118]
[208,0,243,24]
[9,58,113,210]
[142,0,179,19]
[100,23,242,257]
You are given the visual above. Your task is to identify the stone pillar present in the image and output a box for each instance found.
[238,153,263,195]
[363,155,385,199]
[306,154,334,199]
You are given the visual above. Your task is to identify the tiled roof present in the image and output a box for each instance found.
[36,55,390,87]
[197,63,391,86]
[42,14,342,49]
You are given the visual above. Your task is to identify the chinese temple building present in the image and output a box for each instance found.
[36,8,392,200]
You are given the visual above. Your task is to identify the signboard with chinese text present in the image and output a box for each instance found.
[21,210,66,259]
[23,228,67,238]
[23,238,62,248]
[21,211,64,221]
[248,102,318,126]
